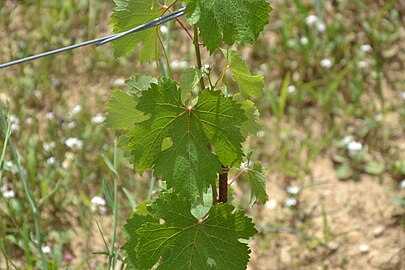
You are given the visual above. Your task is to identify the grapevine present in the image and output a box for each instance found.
[105,0,272,268]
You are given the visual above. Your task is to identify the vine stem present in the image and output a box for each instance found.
[193,25,205,91]
[161,3,193,41]
[219,166,229,203]
[193,24,223,205]
[228,168,248,187]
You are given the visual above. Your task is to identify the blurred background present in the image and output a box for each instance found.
[0,0,404,269]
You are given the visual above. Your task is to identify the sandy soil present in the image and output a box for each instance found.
[248,157,404,269]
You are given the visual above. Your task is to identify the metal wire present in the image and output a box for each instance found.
[0,7,186,69]
[97,8,185,46]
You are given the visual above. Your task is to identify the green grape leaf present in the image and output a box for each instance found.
[243,162,268,207]
[124,79,247,198]
[105,90,149,130]
[226,50,264,99]
[122,201,157,269]
[180,67,202,107]
[126,75,158,97]
[234,94,261,137]
[110,0,169,61]
[136,193,257,269]
[183,0,272,53]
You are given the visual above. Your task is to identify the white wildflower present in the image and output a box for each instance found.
[91,196,107,214]
[46,112,55,121]
[287,85,296,94]
[91,196,106,206]
[9,115,20,132]
[66,121,77,129]
[357,61,368,69]
[401,92,405,101]
[286,186,300,195]
[399,179,405,189]
[316,21,326,32]
[320,58,332,69]
[3,189,15,198]
[10,123,20,132]
[91,114,105,124]
[46,157,56,165]
[112,78,126,88]
[305,15,319,26]
[43,141,56,152]
[65,137,83,150]
[160,25,168,34]
[9,115,19,124]
[1,185,15,199]
[62,152,74,169]
[347,141,363,152]
[99,205,107,214]
[361,44,373,53]
[5,161,14,168]
[342,136,353,145]
[374,114,382,122]
[265,199,277,210]
[25,117,34,125]
[71,105,82,115]
[42,245,52,254]
[358,244,369,253]
[300,37,309,45]
[285,198,297,207]
[257,130,265,138]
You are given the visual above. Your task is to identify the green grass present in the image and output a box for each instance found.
[0,0,404,269]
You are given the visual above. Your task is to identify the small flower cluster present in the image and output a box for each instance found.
[91,114,105,124]
[46,157,56,165]
[304,15,326,32]
[320,58,332,69]
[65,137,83,150]
[43,141,56,152]
[9,115,20,132]
[341,136,363,153]
[285,185,300,207]
[91,196,107,214]
[4,161,17,174]
[42,245,52,254]
[1,184,15,199]
[71,105,82,116]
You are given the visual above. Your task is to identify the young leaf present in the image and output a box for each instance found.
[183,0,272,53]
[243,162,268,207]
[123,79,247,198]
[109,0,169,61]
[126,75,157,97]
[180,67,202,107]
[234,94,261,137]
[136,193,257,269]
[227,50,264,99]
[122,201,157,269]
[105,90,148,130]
